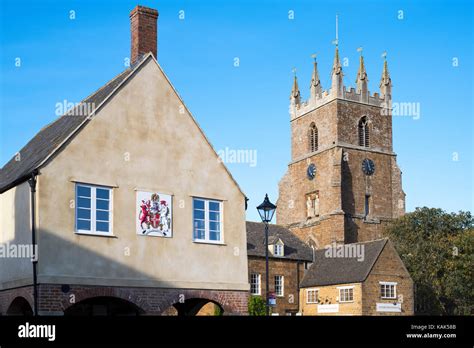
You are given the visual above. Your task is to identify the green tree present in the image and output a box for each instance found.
[385,207,473,315]
[248,296,266,316]
[213,304,223,316]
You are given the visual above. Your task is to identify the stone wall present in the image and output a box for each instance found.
[247,256,305,315]
[362,242,414,315]
[299,283,363,316]
[277,95,405,246]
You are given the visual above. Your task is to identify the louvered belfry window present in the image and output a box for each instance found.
[309,123,318,152]
[358,117,370,147]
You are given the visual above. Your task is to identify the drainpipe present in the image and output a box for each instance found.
[27,172,38,316]
[296,261,300,313]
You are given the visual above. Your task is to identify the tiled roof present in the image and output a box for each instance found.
[246,221,313,262]
[0,64,138,193]
[300,238,388,287]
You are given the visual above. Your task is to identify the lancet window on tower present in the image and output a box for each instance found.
[309,123,318,152]
[358,117,370,147]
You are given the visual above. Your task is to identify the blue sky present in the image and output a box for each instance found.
[0,0,472,222]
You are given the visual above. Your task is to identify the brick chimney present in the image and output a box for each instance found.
[130,5,159,65]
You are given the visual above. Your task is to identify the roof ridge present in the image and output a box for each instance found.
[2,67,132,165]
[0,62,140,192]
[82,68,132,105]
[360,238,388,282]
[36,68,132,134]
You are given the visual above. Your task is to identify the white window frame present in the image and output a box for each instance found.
[274,244,284,257]
[274,275,284,297]
[250,273,261,295]
[75,183,113,236]
[380,281,397,299]
[306,288,319,304]
[337,286,354,303]
[192,198,224,244]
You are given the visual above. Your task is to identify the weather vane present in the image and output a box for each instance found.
[381,51,387,60]
[291,67,297,76]
[357,47,363,55]
[311,53,317,61]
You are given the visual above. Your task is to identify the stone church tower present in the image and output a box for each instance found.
[277,47,405,248]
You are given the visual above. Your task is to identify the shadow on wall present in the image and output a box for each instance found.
[0,183,34,288]
[1,216,236,316]
[341,156,358,243]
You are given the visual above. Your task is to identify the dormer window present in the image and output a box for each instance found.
[274,244,284,256]
[269,238,285,257]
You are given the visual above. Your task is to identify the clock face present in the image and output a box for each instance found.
[362,158,375,176]
[307,163,316,180]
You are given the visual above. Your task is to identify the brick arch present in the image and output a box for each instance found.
[1,288,34,315]
[158,289,236,315]
[60,287,150,313]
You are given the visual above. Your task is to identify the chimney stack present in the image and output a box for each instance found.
[130,5,159,65]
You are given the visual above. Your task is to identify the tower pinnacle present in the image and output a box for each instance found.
[310,54,322,99]
[379,53,392,101]
[356,48,368,101]
[331,45,343,97]
[290,69,301,106]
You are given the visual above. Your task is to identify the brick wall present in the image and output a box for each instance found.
[291,100,338,161]
[247,256,305,315]
[300,283,363,316]
[130,6,159,64]
[277,148,343,228]
[362,241,414,315]
[299,241,413,316]
[277,96,405,246]
[0,284,248,315]
[336,100,392,153]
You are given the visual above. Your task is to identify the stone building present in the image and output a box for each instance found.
[299,239,414,315]
[277,47,405,248]
[0,6,249,316]
[246,222,312,315]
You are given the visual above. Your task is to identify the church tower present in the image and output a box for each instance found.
[277,48,405,248]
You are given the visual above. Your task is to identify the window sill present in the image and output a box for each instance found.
[339,301,354,304]
[74,231,117,238]
[193,240,226,246]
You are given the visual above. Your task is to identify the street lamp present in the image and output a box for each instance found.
[256,194,276,316]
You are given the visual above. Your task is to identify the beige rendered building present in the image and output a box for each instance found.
[0,6,249,316]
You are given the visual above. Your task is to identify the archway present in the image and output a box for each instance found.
[162,298,224,316]
[64,296,145,316]
[6,297,33,316]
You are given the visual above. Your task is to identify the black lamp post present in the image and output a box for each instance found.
[256,194,276,316]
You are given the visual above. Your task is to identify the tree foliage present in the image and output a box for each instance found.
[385,207,473,315]
[248,296,266,316]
